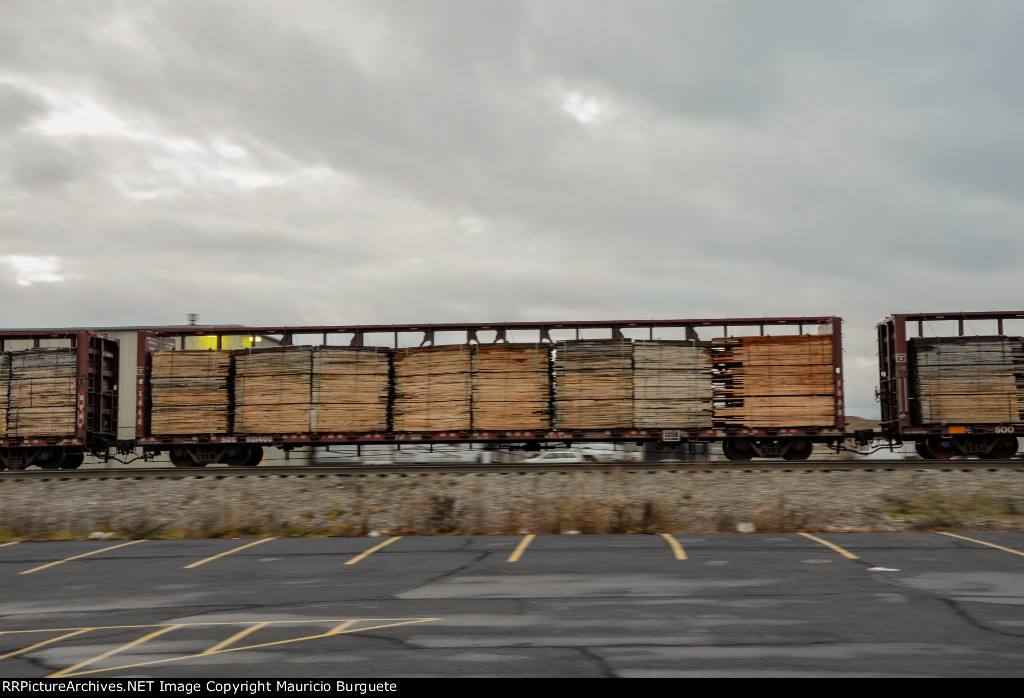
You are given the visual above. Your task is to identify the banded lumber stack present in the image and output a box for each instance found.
[633,341,713,428]
[711,334,837,427]
[472,344,551,430]
[393,345,472,431]
[6,348,77,437]
[910,336,1024,424]
[312,347,390,433]
[150,350,231,434]
[0,354,8,435]
[235,347,312,434]
[554,340,632,429]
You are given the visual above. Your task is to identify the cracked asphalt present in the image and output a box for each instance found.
[1,533,1023,677]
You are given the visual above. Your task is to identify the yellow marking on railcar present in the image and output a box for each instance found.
[184,537,276,569]
[798,532,859,559]
[19,540,146,575]
[661,533,687,560]
[345,536,402,564]
[937,532,1024,557]
[507,534,535,562]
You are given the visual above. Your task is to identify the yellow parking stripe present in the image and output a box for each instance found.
[184,538,276,569]
[798,532,859,559]
[661,533,687,560]
[19,540,146,575]
[48,624,183,678]
[345,536,401,565]
[507,534,535,562]
[202,622,268,654]
[937,532,1024,557]
[0,628,94,661]
[54,618,437,677]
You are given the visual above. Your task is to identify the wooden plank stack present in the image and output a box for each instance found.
[632,341,713,428]
[711,334,837,427]
[234,347,313,434]
[311,347,390,433]
[393,345,472,431]
[0,349,76,437]
[472,344,552,430]
[0,353,8,436]
[6,348,78,437]
[554,340,633,429]
[150,350,231,435]
[910,336,1024,424]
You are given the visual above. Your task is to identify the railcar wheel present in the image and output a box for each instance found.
[722,439,754,461]
[223,445,250,467]
[169,448,196,468]
[60,452,85,469]
[914,442,936,460]
[988,436,1018,460]
[782,439,813,461]
[244,446,264,466]
[35,448,65,470]
[924,437,956,460]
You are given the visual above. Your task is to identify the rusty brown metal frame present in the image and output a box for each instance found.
[0,330,119,449]
[136,317,844,447]
[877,311,1024,440]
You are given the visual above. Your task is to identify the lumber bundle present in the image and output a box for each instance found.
[554,340,633,429]
[711,334,837,427]
[472,344,552,430]
[0,353,8,435]
[910,336,1024,424]
[6,348,77,437]
[311,347,390,433]
[632,341,713,428]
[150,350,231,435]
[393,345,472,431]
[234,347,313,434]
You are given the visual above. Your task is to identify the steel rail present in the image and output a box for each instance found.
[2,459,1022,480]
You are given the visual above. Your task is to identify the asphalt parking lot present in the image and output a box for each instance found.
[2,532,1024,677]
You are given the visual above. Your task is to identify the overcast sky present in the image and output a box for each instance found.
[1,1,1022,416]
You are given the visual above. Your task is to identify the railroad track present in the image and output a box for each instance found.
[2,459,1022,480]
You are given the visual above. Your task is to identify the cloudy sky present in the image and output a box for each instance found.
[1,1,1022,416]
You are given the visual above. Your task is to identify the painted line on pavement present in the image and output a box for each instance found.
[184,538,276,569]
[345,536,402,565]
[798,532,858,559]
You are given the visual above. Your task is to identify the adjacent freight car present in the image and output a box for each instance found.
[133,317,844,466]
[0,330,118,470]
[877,311,1024,459]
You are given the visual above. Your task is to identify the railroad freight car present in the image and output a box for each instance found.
[877,311,1024,459]
[133,318,844,467]
[0,331,118,470]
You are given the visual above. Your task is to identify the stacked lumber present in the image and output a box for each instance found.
[472,344,551,430]
[311,347,390,433]
[150,350,231,435]
[393,345,472,431]
[234,347,312,434]
[632,341,713,428]
[554,340,633,429]
[910,336,1024,424]
[6,348,77,437]
[711,334,837,427]
[0,354,8,436]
